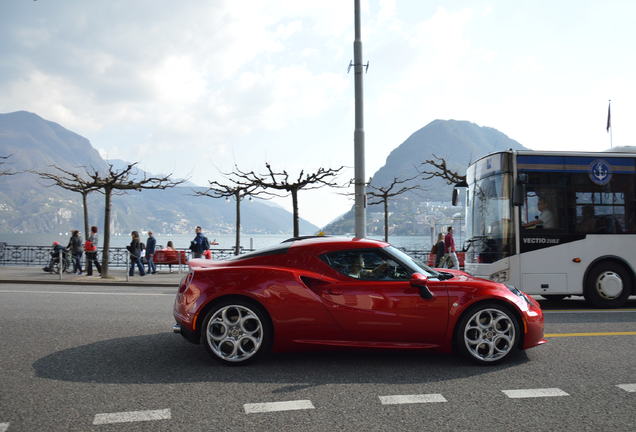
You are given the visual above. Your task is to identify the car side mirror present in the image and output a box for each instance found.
[410,273,434,299]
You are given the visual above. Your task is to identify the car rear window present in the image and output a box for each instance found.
[225,244,290,261]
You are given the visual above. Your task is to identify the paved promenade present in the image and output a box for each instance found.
[0,265,185,287]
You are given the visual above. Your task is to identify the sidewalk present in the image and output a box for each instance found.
[0,265,186,287]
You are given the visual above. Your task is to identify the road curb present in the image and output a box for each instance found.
[0,279,178,288]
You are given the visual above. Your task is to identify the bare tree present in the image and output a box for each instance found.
[420,154,466,185]
[32,165,101,242]
[367,175,420,242]
[82,163,185,278]
[194,171,266,255]
[232,163,344,237]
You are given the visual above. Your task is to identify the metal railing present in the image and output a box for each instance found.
[0,243,250,268]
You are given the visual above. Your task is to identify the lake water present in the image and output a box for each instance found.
[0,232,433,252]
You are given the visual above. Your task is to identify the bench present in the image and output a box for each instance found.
[153,250,188,265]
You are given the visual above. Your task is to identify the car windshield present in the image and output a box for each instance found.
[385,246,438,277]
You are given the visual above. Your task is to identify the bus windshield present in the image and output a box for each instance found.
[466,173,514,263]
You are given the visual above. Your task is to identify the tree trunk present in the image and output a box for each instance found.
[82,191,90,270]
[292,188,299,237]
[235,190,241,256]
[82,192,89,241]
[101,188,112,278]
[384,198,389,242]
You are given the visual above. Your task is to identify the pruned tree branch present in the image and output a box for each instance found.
[420,154,466,185]
[365,175,421,241]
[224,163,345,237]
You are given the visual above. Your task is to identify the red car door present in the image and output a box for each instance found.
[318,279,449,345]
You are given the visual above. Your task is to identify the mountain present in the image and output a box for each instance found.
[323,119,527,235]
[0,111,319,235]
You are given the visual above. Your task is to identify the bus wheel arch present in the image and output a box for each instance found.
[583,257,634,308]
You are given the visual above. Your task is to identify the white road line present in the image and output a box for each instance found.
[244,400,315,414]
[0,290,172,296]
[617,383,636,392]
[92,409,171,425]
[379,394,447,405]
[0,422,9,432]
[502,388,569,399]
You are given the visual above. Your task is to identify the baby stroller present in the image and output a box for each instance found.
[43,243,71,273]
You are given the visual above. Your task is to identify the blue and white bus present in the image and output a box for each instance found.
[458,149,636,307]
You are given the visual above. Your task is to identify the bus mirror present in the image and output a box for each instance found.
[513,180,526,206]
[452,180,467,206]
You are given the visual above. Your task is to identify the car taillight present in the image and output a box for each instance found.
[179,271,194,293]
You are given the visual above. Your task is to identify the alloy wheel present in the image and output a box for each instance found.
[205,304,264,363]
[463,308,516,362]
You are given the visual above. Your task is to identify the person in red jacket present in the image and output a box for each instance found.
[444,226,459,269]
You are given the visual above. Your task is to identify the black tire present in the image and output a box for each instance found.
[455,302,521,365]
[201,298,272,366]
[541,295,569,301]
[584,261,632,308]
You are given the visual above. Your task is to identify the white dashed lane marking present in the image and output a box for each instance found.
[502,388,569,399]
[92,409,171,425]
[379,394,447,405]
[617,384,636,392]
[0,422,9,432]
[244,400,315,414]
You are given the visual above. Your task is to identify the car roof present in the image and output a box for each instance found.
[286,236,389,251]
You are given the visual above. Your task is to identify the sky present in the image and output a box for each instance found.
[2,0,635,228]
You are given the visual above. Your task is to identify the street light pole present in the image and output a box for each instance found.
[353,0,366,238]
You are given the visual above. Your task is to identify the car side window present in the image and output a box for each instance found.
[322,249,411,281]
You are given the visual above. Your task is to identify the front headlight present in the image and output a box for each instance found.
[490,270,509,282]
[505,284,532,305]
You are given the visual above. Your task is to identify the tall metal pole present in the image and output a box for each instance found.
[353,0,366,238]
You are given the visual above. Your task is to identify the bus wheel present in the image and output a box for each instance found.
[584,262,631,308]
[541,295,568,301]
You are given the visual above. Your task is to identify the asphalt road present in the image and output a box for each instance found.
[0,284,634,432]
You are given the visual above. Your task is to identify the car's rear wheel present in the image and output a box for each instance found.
[455,303,520,365]
[202,299,272,365]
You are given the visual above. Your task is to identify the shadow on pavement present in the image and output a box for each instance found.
[33,333,529,386]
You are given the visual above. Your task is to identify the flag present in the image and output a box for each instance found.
[606,102,611,132]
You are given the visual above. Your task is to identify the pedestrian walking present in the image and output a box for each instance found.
[434,232,446,267]
[189,226,210,259]
[67,230,83,274]
[444,226,460,270]
[146,231,157,274]
[126,231,146,276]
[85,225,101,276]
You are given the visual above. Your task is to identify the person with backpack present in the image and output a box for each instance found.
[85,226,101,276]
[189,226,210,258]
[126,231,146,276]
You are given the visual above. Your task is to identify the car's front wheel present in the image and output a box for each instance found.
[455,303,520,365]
[201,299,272,365]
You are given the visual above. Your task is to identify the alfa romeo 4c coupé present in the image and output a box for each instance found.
[173,237,545,365]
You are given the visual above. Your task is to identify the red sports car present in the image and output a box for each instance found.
[173,237,545,365]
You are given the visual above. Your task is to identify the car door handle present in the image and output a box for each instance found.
[326,288,343,295]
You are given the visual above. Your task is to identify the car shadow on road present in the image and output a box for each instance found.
[33,333,530,388]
